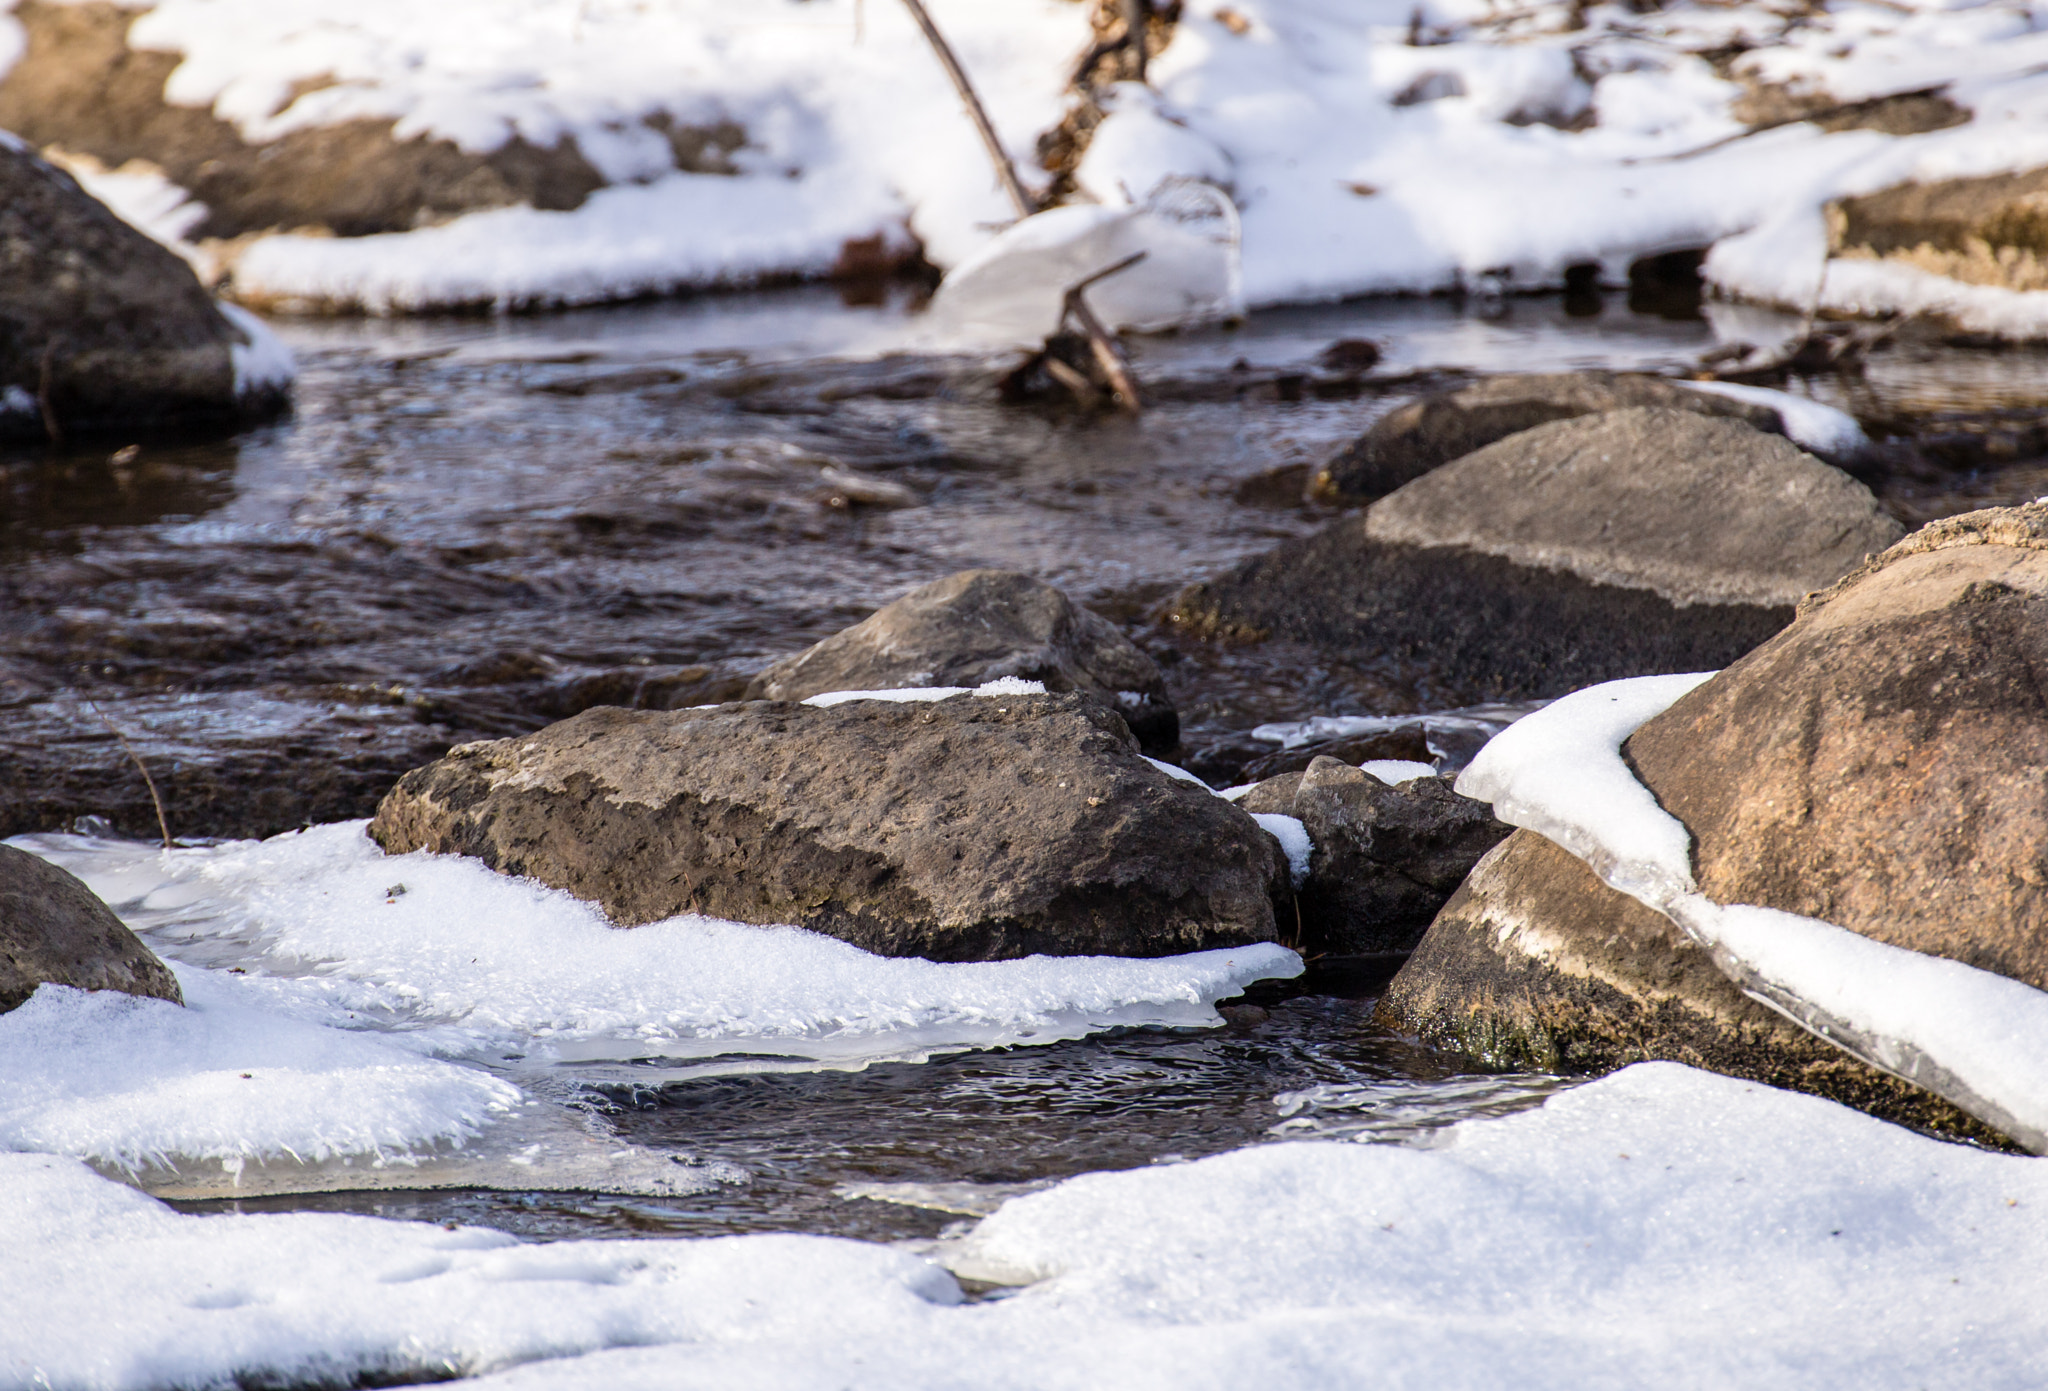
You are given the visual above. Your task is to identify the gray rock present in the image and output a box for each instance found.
[1364,407,1904,609]
[0,136,287,440]
[1377,830,1997,1140]
[369,692,1286,961]
[747,570,1178,753]
[1246,757,1510,955]
[1312,371,1784,504]
[2,843,182,1013]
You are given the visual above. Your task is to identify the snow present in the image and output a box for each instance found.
[1,822,1298,1186]
[1251,813,1312,887]
[217,301,297,396]
[1678,379,1870,460]
[1457,675,2048,1153]
[1142,754,1212,787]
[801,676,1047,707]
[9,1063,2048,1390]
[11,0,2045,328]
[1361,759,1439,786]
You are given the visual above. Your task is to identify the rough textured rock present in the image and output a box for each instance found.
[1251,757,1511,956]
[1310,371,1784,504]
[369,693,1286,960]
[1833,166,2048,294]
[1365,408,1904,609]
[1382,503,2048,1141]
[747,570,1179,753]
[1,843,182,1013]
[0,136,287,438]
[1172,407,1899,705]
[1378,831,2000,1140]
[1625,502,2048,985]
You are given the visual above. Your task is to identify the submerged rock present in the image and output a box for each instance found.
[1311,371,1782,504]
[1381,502,2048,1139]
[1243,757,1510,956]
[747,570,1179,754]
[1,843,182,1013]
[369,692,1286,960]
[0,135,289,439]
[1172,409,1899,705]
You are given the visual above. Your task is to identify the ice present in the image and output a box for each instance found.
[1250,813,1312,887]
[1677,380,1869,459]
[11,1063,2048,1390]
[802,677,1048,708]
[1456,674,2048,1152]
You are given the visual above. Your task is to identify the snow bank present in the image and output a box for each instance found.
[10,1063,2048,1389]
[1458,676,2048,1152]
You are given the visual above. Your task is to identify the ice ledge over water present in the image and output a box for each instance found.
[1457,675,2048,1151]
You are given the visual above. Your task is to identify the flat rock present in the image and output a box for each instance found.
[1311,371,1783,504]
[1364,407,1903,609]
[369,692,1286,960]
[1834,166,2048,295]
[0,135,287,439]
[1382,502,2048,1139]
[1,843,182,1013]
[1256,757,1511,955]
[747,570,1178,753]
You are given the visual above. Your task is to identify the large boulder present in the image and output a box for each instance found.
[1241,757,1510,956]
[1170,409,1902,706]
[1381,502,2048,1138]
[747,570,1179,753]
[1311,371,1784,505]
[2,843,182,1013]
[0,134,289,439]
[369,692,1286,960]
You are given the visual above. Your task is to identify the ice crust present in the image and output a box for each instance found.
[21,0,2048,330]
[9,1063,2048,1389]
[2,822,1299,1183]
[1458,675,2048,1151]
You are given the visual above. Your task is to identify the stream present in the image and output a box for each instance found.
[6,283,2047,1244]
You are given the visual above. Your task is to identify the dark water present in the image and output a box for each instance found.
[13,285,2048,1242]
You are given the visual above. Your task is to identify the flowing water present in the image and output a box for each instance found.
[7,283,2047,1243]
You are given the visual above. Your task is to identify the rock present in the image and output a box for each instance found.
[1377,831,1996,1139]
[0,134,289,439]
[747,570,1179,754]
[1171,409,1899,706]
[1364,408,1904,609]
[1381,502,2048,1140]
[369,692,1286,961]
[1246,757,1510,955]
[1237,726,1432,783]
[1,843,182,1013]
[1833,166,2048,297]
[1311,371,1784,504]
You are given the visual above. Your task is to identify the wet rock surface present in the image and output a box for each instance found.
[1250,756,1511,956]
[1310,370,1782,504]
[746,569,1178,753]
[1,842,182,1013]
[0,136,285,439]
[1377,831,1999,1141]
[1382,502,2048,1138]
[369,692,1287,960]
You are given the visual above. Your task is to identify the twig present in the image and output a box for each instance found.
[37,342,62,446]
[84,703,173,850]
[896,0,1035,219]
[1122,0,1149,83]
[1061,252,1149,413]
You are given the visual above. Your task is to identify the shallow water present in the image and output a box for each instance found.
[8,284,2048,1244]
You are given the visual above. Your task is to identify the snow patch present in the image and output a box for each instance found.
[218,302,298,396]
[1678,379,1870,459]
[1360,759,1439,786]
[1251,813,1312,887]
[801,677,1048,708]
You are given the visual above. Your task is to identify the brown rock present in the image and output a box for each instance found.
[747,570,1178,754]
[1,843,182,1013]
[1311,371,1784,504]
[369,693,1286,961]
[1833,166,2048,295]
[0,136,287,438]
[1377,831,1998,1140]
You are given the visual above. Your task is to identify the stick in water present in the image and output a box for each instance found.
[894,0,1035,219]
[84,703,173,849]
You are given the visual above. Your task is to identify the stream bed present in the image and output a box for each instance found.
[7,284,2047,1245]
